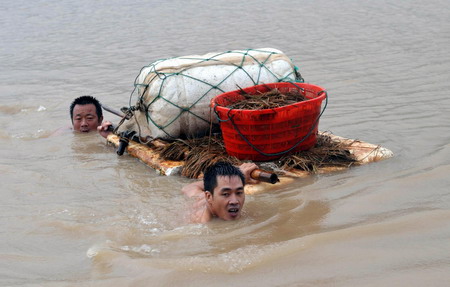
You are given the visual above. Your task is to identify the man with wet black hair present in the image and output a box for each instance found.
[182,161,258,223]
[51,95,108,136]
[69,95,103,133]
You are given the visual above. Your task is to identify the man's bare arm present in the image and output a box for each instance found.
[182,181,204,197]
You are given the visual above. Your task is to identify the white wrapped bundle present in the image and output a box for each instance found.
[119,48,300,140]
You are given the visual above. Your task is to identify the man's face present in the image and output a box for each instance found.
[206,175,245,221]
[72,104,102,132]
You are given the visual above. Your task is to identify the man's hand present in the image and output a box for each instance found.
[97,121,113,139]
[238,162,259,184]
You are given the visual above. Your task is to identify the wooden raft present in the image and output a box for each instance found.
[105,132,393,194]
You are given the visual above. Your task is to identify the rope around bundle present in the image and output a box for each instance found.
[116,48,303,141]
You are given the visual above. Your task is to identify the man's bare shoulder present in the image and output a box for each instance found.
[189,196,212,224]
[182,181,205,198]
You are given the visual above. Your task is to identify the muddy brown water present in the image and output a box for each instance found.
[1,0,449,286]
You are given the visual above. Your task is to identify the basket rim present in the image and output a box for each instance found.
[211,82,326,114]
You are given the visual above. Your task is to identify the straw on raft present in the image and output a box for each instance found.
[155,135,240,178]
[105,131,393,179]
[154,132,359,178]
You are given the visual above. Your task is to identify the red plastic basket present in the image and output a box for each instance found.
[211,82,327,161]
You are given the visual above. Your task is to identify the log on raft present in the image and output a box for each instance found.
[105,132,393,194]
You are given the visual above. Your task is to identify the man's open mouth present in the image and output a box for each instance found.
[228,207,240,217]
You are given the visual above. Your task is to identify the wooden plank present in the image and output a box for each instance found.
[106,134,183,176]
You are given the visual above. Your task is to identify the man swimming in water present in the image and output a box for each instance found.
[52,95,111,136]
[182,161,258,223]
[70,95,104,133]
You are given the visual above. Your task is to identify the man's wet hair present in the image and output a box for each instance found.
[70,95,103,122]
[203,162,245,194]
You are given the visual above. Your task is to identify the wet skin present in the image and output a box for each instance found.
[72,104,102,132]
[206,175,245,221]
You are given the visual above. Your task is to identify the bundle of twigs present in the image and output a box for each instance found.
[278,134,357,173]
[228,87,306,110]
[155,134,239,178]
[155,132,356,178]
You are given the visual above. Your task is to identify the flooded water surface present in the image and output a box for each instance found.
[1,0,449,286]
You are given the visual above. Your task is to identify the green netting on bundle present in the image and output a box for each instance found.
[118,48,303,140]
